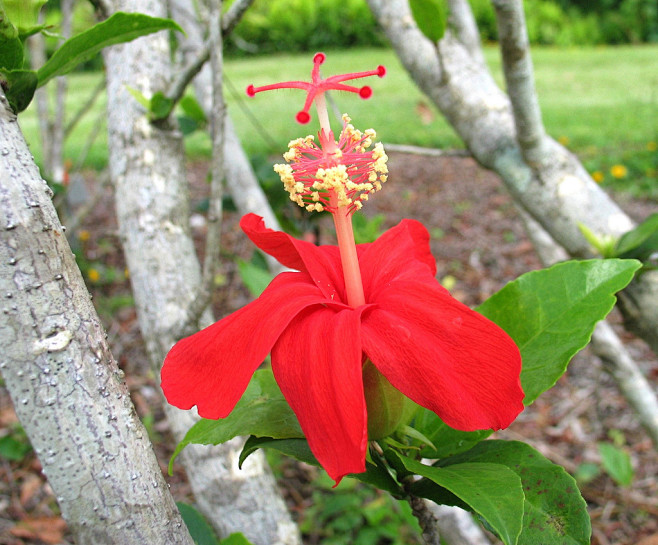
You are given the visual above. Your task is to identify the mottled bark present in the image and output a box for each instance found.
[366,0,658,355]
[103,1,298,543]
[0,91,193,545]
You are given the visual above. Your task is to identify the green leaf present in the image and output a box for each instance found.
[180,94,207,124]
[150,91,175,120]
[409,0,447,43]
[0,14,23,70]
[441,441,591,545]
[390,451,524,545]
[598,442,633,487]
[219,534,254,545]
[614,213,658,262]
[2,0,46,36]
[0,433,32,461]
[240,436,318,468]
[240,436,404,496]
[0,68,37,112]
[125,86,151,110]
[36,12,183,87]
[412,409,491,459]
[176,502,221,545]
[577,222,617,257]
[477,259,641,405]
[169,369,303,473]
[237,259,273,297]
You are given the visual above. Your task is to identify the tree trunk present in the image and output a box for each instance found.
[0,91,194,545]
[366,0,658,355]
[103,1,299,543]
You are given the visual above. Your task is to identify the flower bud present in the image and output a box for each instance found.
[362,359,416,439]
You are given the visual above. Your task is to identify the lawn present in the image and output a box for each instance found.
[18,44,658,197]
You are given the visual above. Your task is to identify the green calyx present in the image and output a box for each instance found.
[362,360,416,440]
[2,0,47,37]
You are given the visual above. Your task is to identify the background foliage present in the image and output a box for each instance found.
[225,0,658,51]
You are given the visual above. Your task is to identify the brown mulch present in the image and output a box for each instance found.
[1,153,657,545]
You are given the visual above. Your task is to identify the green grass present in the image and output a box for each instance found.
[18,45,658,197]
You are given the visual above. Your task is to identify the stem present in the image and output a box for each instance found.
[333,207,366,307]
[314,91,366,308]
[314,93,332,134]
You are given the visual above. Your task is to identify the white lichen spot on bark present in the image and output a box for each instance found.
[143,149,155,166]
[556,174,586,198]
[32,329,73,355]
[152,173,166,193]
[134,117,152,139]
[607,213,634,235]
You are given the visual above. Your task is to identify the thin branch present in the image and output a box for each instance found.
[408,494,442,545]
[166,0,255,109]
[222,0,255,36]
[491,0,548,165]
[65,76,106,138]
[177,1,225,332]
[592,321,658,449]
[447,0,486,68]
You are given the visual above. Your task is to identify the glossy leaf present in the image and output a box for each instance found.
[614,213,658,261]
[176,502,221,545]
[441,441,591,545]
[240,437,403,496]
[0,69,37,113]
[0,13,23,71]
[219,534,253,545]
[409,0,447,43]
[37,12,183,87]
[413,409,491,459]
[390,451,524,545]
[478,259,641,404]
[169,369,303,473]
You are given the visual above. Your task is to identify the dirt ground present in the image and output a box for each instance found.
[1,153,657,545]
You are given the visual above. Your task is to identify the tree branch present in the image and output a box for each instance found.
[166,0,255,111]
[367,0,658,356]
[447,0,486,67]
[492,0,548,165]
[179,0,226,332]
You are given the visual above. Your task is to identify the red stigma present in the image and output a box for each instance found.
[359,87,372,99]
[246,53,386,124]
[296,111,311,124]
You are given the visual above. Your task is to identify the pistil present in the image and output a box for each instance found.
[315,95,366,309]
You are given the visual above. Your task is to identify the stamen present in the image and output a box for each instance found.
[274,116,388,215]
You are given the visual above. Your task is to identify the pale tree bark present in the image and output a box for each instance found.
[366,0,658,355]
[0,91,194,545]
[103,1,299,543]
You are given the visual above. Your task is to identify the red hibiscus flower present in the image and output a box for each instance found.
[161,214,524,483]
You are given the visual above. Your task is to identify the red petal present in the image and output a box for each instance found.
[361,281,523,431]
[271,306,368,484]
[240,214,346,302]
[161,272,337,419]
[359,219,438,299]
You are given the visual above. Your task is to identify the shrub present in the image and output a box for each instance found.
[225,0,386,56]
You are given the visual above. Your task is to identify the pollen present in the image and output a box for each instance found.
[274,116,389,215]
